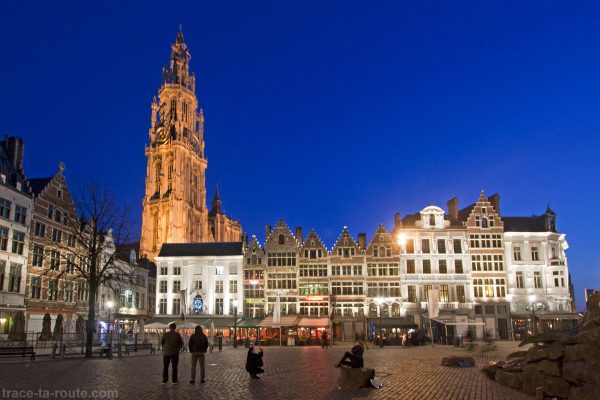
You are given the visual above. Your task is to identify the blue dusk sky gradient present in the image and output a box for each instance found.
[1,1,599,309]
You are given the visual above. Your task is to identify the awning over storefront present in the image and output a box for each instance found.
[259,316,299,327]
[209,317,236,328]
[536,314,582,321]
[371,318,417,329]
[237,318,263,328]
[144,322,168,330]
[297,317,331,327]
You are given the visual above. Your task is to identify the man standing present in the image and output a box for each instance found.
[188,325,209,384]
[161,323,183,384]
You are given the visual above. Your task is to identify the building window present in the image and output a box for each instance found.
[48,278,58,300]
[516,272,524,288]
[160,267,168,275]
[405,239,414,253]
[215,280,223,293]
[553,271,565,288]
[11,231,25,254]
[30,276,41,299]
[229,264,237,275]
[437,239,446,254]
[421,239,430,254]
[49,250,60,270]
[8,263,21,292]
[66,254,76,274]
[194,280,202,290]
[34,222,46,237]
[407,285,417,303]
[159,280,167,293]
[0,198,11,218]
[481,217,488,228]
[456,285,466,303]
[534,272,542,288]
[0,227,7,251]
[52,228,62,243]
[230,281,238,293]
[439,260,447,274]
[215,298,224,315]
[172,280,181,293]
[453,239,462,254]
[0,261,4,290]
[422,260,431,274]
[215,266,224,275]
[422,285,433,302]
[531,247,539,261]
[159,299,167,314]
[64,282,73,302]
[173,266,181,275]
[406,259,415,274]
[54,209,62,223]
[67,235,76,247]
[429,214,435,226]
[32,244,44,267]
[172,298,181,315]
[454,259,463,274]
[513,246,522,261]
[439,285,449,302]
[14,205,26,224]
[278,234,285,245]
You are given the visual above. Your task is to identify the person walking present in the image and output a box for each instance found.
[245,346,264,379]
[188,325,209,384]
[321,330,329,349]
[161,323,183,384]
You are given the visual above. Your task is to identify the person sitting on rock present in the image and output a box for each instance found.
[336,341,364,368]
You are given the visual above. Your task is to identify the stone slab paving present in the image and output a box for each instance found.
[0,342,532,400]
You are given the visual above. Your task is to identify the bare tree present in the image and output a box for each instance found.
[47,181,134,357]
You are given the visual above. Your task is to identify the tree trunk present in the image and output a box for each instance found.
[85,284,97,358]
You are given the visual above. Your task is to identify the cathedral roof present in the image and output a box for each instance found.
[158,242,243,257]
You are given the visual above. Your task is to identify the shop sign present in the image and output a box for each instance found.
[302,295,326,302]
[245,298,266,304]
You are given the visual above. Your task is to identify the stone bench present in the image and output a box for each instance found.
[337,367,375,390]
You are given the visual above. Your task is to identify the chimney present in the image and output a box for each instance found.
[295,226,303,244]
[447,197,458,220]
[488,193,500,215]
[394,212,401,228]
[3,136,24,172]
[358,233,366,250]
[265,224,272,238]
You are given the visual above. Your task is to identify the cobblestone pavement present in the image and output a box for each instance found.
[0,342,532,400]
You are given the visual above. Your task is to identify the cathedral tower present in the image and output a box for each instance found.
[140,31,242,261]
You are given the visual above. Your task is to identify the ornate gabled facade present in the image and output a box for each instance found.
[243,235,266,318]
[264,219,299,315]
[140,31,241,262]
[298,229,329,318]
[26,163,88,332]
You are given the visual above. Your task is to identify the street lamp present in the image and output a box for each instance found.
[396,233,407,248]
[374,297,384,348]
[233,299,238,348]
[529,295,536,336]
[106,300,114,357]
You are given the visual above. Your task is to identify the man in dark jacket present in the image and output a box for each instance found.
[245,346,264,379]
[188,325,209,384]
[161,323,183,384]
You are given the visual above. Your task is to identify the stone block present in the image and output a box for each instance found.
[481,364,498,380]
[564,343,600,362]
[569,384,600,400]
[563,360,600,385]
[495,368,523,390]
[576,326,600,344]
[337,367,375,390]
[503,357,527,372]
[542,375,572,399]
[527,346,551,362]
[522,365,545,396]
[534,359,562,377]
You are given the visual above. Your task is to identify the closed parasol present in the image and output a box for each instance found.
[8,311,26,341]
[39,313,53,341]
[54,313,64,337]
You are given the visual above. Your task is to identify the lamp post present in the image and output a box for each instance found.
[529,295,537,336]
[374,297,384,348]
[233,299,238,348]
[106,300,114,357]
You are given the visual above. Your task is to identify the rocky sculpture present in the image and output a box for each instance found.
[483,292,600,400]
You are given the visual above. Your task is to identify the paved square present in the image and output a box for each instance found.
[0,342,532,399]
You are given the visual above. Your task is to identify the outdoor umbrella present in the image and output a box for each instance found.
[65,319,74,334]
[138,319,145,333]
[54,314,64,338]
[210,320,215,346]
[8,311,26,341]
[144,322,168,330]
[39,313,53,341]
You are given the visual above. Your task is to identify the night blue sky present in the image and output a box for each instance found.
[1,1,599,309]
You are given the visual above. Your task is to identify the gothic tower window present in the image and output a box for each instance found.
[278,234,285,245]
[155,162,162,194]
[152,213,159,250]
[170,98,177,117]
[167,162,173,192]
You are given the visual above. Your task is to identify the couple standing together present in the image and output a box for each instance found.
[161,323,209,384]
[161,323,265,384]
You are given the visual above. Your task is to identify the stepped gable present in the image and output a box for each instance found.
[366,224,400,257]
[330,226,361,255]
[301,229,328,252]
[244,234,265,258]
[265,218,297,247]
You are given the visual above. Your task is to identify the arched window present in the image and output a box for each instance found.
[152,213,159,250]
[379,246,386,257]
[429,214,436,227]
[482,217,488,228]
[369,303,378,317]
[278,234,285,245]
[167,162,173,191]
[155,162,161,194]
[170,98,177,116]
